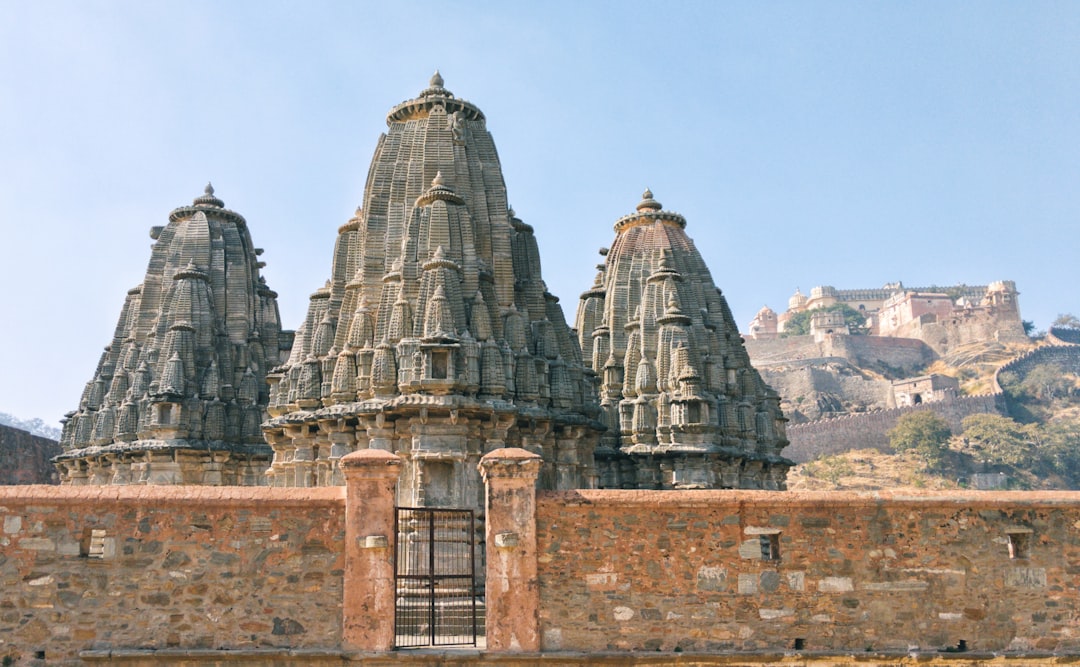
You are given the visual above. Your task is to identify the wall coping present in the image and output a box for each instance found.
[0,484,344,506]
[539,488,1080,509]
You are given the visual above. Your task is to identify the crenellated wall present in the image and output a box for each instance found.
[784,392,1003,462]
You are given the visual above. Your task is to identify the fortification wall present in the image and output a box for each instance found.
[758,363,894,421]
[0,424,61,485]
[1048,327,1080,346]
[0,486,344,662]
[900,310,1028,357]
[746,334,933,375]
[784,392,1003,462]
[536,489,1080,654]
[822,334,934,373]
[994,343,1080,389]
[744,336,824,366]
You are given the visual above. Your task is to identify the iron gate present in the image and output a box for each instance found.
[393,507,477,648]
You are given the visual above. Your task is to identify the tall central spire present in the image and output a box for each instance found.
[264,75,603,506]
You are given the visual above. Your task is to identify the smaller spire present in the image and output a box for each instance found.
[432,171,445,187]
[431,70,444,88]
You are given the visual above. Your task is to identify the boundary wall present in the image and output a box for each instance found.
[5,449,1080,664]
[534,487,1080,654]
[0,424,60,484]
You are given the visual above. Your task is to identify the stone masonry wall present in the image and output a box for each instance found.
[746,335,934,375]
[784,392,1003,463]
[535,489,1080,654]
[0,424,61,485]
[0,486,344,663]
[994,344,1080,390]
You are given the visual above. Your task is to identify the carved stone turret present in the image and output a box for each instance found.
[264,75,604,512]
[575,190,792,490]
[55,185,287,485]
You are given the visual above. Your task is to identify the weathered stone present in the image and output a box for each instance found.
[263,74,603,515]
[574,191,791,490]
[55,185,283,486]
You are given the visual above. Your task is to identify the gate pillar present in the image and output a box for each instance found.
[341,449,402,652]
[479,447,542,651]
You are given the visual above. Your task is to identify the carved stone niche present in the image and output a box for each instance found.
[420,342,460,394]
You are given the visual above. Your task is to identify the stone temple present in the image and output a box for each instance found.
[576,190,791,490]
[55,73,791,497]
[55,186,287,485]
[261,72,605,509]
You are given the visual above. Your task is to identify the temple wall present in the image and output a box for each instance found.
[784,392,1003,462]
[0,486,344,662]
[535,489,1080,654]
[6,460,1080,663]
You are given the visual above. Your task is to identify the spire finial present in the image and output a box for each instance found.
[637,188,662,212]
[193,182,224,207]
[431,70,444,88]
[433,171,444,187]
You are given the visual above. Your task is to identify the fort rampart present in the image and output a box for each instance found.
[4,450,1080,664]
[784,392,1004,462]
[993,343,1080,390]
[746,334,933,375]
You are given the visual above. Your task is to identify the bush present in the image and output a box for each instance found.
[960,414,1036,467]
[888,411,952,470]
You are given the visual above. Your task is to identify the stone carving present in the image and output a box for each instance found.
[263,74,604,515]
[574,190,792,489]
[55,185,286,485]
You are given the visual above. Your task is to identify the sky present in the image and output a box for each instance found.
[1,1,1078,427]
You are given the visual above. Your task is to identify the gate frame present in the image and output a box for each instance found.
[393,506,478,649]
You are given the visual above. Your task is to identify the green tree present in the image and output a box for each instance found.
[1018,364,1076,402]
[960,414,1036,467]
[1038,418,1080,487]
[781,304,868,338]
[888,411,952,470]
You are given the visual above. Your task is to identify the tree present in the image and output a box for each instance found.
[960,414,1036,467]
[1022,320,1036,336]
[781,304,868,338]
[1018,364,1076,402]
[888,411,953,470]
[1053,313,1080,329]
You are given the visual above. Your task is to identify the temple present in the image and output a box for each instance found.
[261,73,604,510]
[575,190,792,489]
[55,186,287,484]
[52,74,791,497]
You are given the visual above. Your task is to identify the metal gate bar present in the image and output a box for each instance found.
[394,507,476,648]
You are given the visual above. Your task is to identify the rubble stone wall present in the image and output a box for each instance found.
[746,334,933,374]
[784,392,1003,462]
[535,489,1080,654]
[0,486,345,662]
[0,424,61,485]
[994,344,1080,389]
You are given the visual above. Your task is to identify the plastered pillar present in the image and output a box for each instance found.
[341,449,402,651]
[479,447,542,652]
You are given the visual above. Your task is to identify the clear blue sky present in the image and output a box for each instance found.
[2,1,1078,426]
